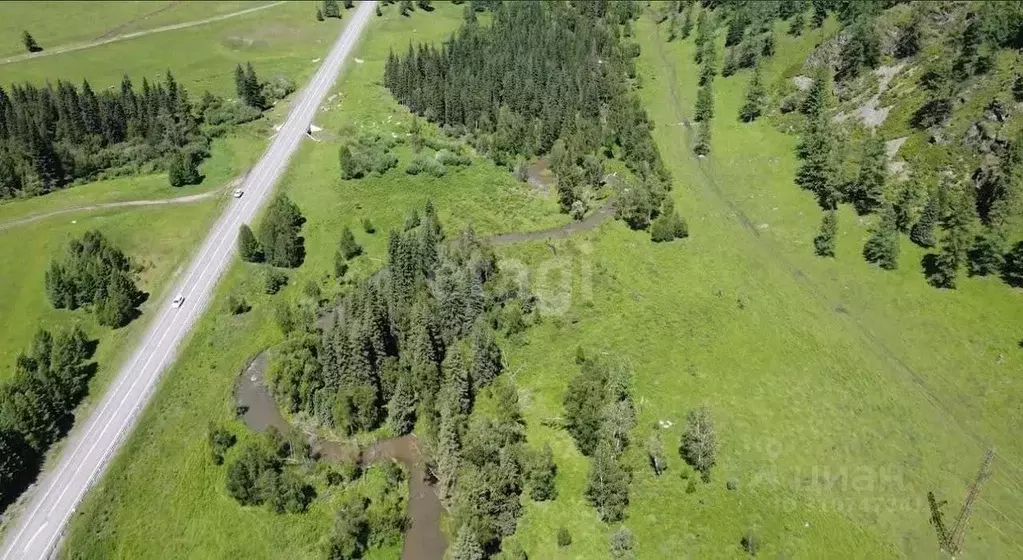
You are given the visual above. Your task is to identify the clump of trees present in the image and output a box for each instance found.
[325,464,407,559]
[0,71,212,196]
[563,354,635,522]
[383,2,671,229]
[650,198,689,242]
[238,194,306,268]
[45,230,145,328]
[223,428,315,514]
[0,327,95,509]
[262,202,543,553]
[233,62,295,111]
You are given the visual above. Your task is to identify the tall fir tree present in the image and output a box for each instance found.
[814,210,838,257]
[910,190,940,247]
[863,204,900,270]
[850,134,887,215]
[739,65,766,122]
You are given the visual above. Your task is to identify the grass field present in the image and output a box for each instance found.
[1,1,338,97]
[57,4,1023,560]
[0,1,281,58]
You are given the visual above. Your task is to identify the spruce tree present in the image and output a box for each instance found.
[680,407,716,480]
[892,182,917,233]
[316,7,324,21]
[739,66,766,122]
[323,0,341,19]
[680,6,694,39]
[967,229,1006,277]
[1003,241,1023,287]
[813,210,838,257]
[527,443,557,501]
[910,191,940,247]
[788,12,805,36]
[22,31,41,53]
[436,407,460,507]
[927,191,974,289]
[695,82,714,122]
[451,525,484,560]
[585,442,630,522]
[238,224,264,262]
[796,112,838,209]
[693,121,711,156]
[339,226,362,260]
[386,375,416,435]
[800,67,832,119]
[168,150,200,187]
[863,204,900,270]
[851,134,887,215]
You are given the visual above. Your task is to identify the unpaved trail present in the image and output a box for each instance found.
[487,199,616,245]
[0,1,286,67]
[649,22,1023,487]
[0,190,218,232]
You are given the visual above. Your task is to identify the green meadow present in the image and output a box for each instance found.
[54,3,1023,560]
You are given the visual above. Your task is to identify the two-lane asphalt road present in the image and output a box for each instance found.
[1,2,376,558]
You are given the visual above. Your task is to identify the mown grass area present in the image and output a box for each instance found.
[63,3,562,558]
[0,1,278,58]
[504,13,1023,560]
[1,1,337,97]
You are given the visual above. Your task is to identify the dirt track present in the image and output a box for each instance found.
[0,190,217,232]
[0,1,286,67]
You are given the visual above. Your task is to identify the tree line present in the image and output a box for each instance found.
[0,327,95,510]
[383,1,679,232]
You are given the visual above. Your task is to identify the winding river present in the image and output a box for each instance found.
[234,353,446,560]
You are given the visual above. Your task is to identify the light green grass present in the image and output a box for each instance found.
[0,1,281,58]
[1,1,338,96]
[63,4,560,558]
[505,14,1023,559]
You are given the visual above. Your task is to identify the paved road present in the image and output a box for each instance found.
[0,2,376,558]
[0,1,286,66]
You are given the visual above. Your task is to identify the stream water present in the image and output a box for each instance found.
[234,353,446,560]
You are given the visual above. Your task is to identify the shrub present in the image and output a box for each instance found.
[406,154,447,177]
[264,268,288,295]
[436,149,471,166]
[557,527,572,547]
[363,218,375,233]
[208,425,237,465]
[226,294,250,315]
[741,530,760,556]
[610,528,636,560]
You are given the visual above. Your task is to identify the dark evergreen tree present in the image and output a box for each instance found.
[680,5,694,39]
[451,525,485,560]
[695,82,714,122]
[238,224,264,262]
[386,375,416,435]
[563,360,609,456]
[316,7,324,21]
[22,31,41,53]
[814,210,838,257]
[910,191,940,248]
[811,0,828,27]
[795,112,838,209]
[323,0,341,19]
[788,12,806,36]
[895,12,922,58]
[892,182,917,233]
[927,191,974,289]
[526,443,557,501]
[838,17,881,81]
[693,121,711,157]
[850,134,886,215]
[739,65,766,122]
[863,204,900,270]
[338,226,362,260]
[257,194,305,268]
[45,230,143,324]
[1003,241,1023,287]
[167,149,201,187]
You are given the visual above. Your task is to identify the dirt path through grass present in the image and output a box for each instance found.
[0,1,286,67]
[649,23,1023,489]
[0,190,219,232]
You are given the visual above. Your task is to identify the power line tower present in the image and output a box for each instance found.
[929,448,995,558]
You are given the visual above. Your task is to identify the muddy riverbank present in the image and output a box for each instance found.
[234,353,446,560]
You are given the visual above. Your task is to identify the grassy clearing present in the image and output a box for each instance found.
[0,1,281,58]
[504,14,1023,559]
[64,4,561,558]
[1,1,338,97]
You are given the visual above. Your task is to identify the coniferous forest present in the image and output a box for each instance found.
[384,1,677,229]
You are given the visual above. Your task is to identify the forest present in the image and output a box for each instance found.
[0,62,289,199]
[384,1,680,232]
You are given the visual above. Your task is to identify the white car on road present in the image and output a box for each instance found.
[171,294,185,308]
[233,188,244,198]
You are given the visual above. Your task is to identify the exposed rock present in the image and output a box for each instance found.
[792,75,813,91]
